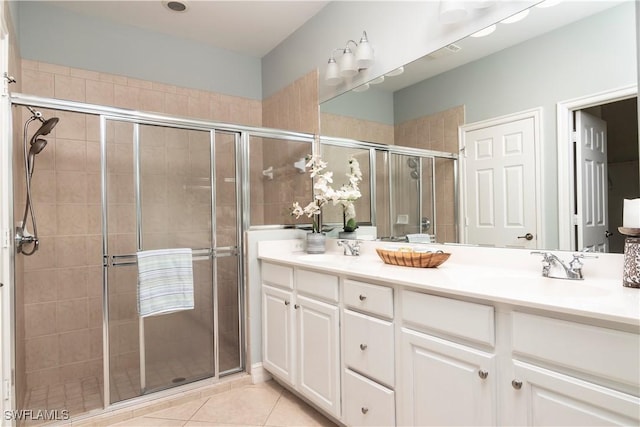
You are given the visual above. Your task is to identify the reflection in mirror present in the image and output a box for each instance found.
[319,144,372,231]
[320,0,637,251]
[248,135,313,226]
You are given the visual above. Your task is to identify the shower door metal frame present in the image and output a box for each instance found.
[100,115,245,404]
[9,93,321,412]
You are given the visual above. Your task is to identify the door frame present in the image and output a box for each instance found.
[458,108,543,248]
[556,85,637,251]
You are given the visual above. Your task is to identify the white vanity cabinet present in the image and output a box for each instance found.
[398,290,497,426]
[261,263,341,418]
[508,312,640,426]
[342,279,396,426]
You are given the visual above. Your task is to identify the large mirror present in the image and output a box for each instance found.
[320,0,638,252]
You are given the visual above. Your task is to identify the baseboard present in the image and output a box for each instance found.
[250,363,272,384]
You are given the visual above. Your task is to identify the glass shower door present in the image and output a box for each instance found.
[104,120,241,404]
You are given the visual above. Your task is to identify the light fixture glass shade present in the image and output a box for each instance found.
[325,57,342,86]
[356,33,374,69]
[340,47,358,77]
[352,83,370,93]
[385,66,404,77]
[439,0,468,24]
[370,76,385,85]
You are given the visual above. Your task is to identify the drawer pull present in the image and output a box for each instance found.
[294,304,300,309]
[359,343,368,351]
[284,300,290,306]
[478,370,488,379]
[361,407,369,415]
[512,379,522,390]
[359,294,367,301]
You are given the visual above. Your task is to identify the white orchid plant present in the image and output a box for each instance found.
[292,154,363,233]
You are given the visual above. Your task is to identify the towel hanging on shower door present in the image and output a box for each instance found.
[136,248,194,317]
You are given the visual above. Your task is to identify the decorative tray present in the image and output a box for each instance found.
[375,248,450,268]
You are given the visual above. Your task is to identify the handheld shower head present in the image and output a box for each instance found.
[29,117,59,145]
[29,138,48,156]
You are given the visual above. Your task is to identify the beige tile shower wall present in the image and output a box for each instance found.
[20,59,262,392]
[321,112,394,145]
[394,106,464,243]
[262,70,319,135]
[21,60,262,126]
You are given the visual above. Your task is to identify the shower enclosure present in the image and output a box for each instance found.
[9,94,257,421]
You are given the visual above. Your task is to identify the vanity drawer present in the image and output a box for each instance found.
[261,262,293,289]
[343,368,395,427]
[512,312,640,388]
[401,290,495,347]
[344,309,394,387]
[344,279,393,319]
[296,268,339,303]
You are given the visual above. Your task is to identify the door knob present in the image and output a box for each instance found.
[361,407,369,414]
[478,370,488,379]
[360,343,368,351]
[605,230,612,238]
[517,233,534,241]
[359,294,367,301]
[512,379,523,390]
[284,300,290,306]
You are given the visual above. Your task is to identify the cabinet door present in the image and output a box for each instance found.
[296,294,341,418]
[512,361,640,426]
[398,328,496,426]
[262,284,295,385]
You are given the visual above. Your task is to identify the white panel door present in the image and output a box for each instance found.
[576,111,608,252]
[463,116,537,248]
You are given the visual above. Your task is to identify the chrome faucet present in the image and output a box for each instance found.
[531,251,598,280]
[337,239,362,256]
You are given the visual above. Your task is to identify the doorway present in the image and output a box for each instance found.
[557,86,638,252]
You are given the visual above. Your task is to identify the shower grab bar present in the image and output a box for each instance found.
[105,247,238,267]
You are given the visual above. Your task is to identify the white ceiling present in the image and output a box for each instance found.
[49,0,330,58]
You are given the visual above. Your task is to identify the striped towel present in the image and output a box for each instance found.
[136,248,194,318]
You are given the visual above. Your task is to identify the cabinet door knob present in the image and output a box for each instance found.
[361,407,369,414]
[478,370,488,379]
[512,379,523,390]
[359,294,367,301]
[284,300,290,306]
[294,304,299,309]
[359,343,368,351]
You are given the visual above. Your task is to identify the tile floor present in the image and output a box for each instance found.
[107,381,337,427]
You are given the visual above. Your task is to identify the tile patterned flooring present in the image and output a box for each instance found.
[107,381,337,427]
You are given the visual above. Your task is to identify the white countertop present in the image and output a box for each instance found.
[258,239,640,328]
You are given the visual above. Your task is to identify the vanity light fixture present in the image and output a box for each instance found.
[470,24,496,38]
[352,83,370,93]
[385,66,404,77]
[370,75,385,85]
[324,31,374,86]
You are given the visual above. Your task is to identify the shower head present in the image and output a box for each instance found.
[29,117,59,145]
[29,138,47,156]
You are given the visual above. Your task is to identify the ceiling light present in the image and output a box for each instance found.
[370,76,385,85]
[324,31,374,86]
[163,1,188,12]
[470,24,496,38]
[439,0,468,24]
[501,9,530,24]
[352,83,370,93]
[385,66,404,77]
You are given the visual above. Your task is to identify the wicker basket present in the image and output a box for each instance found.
[375,248,450,268]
